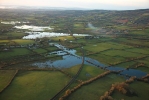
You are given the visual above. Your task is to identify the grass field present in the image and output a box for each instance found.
[12,39,35,45]
[0,70,17,92]
[74,23,84,29]
[63,64,81,76]
[0,10,149,100]
[6,32,26,37]
[0,40,9,43]
[0,48,32,59]
[83,44,109,52]
[0,71,70,100]
[136,67,149,73]
[112,81,149,100]
[94,42,131,49]
[67,74,125,100]
[101,49,144,58]
[50,36,75,41]
[33,48,47,54]
[45,46,58,51]
[87,53,125,65]
[64,64,106,81]
[136,57,149,66]
[125,47,149,55]
[115,61,137,68]
[77,65,106,81]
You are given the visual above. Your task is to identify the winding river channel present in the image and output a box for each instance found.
[33,43,147,78]
[10,23,147,78]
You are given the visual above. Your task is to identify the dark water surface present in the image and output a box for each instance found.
[33,43,147,78]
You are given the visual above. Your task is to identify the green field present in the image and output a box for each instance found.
[67,74,125,100]
[6,32,26,37]
[112,81,149,100]
[136,67,149,73]
[83,44,109,52]
[77,65,106,81]
[64,64,106,81]
[0,40,9,43]
[115,61,137,68]
[125,47,149,55]
[87,53,125,65]
[50,36,75,41]
[0,48,32,59]
[33,48,47,54]
[0,9,149,100]
[0,70,17,92]
[45,46,58,51]
[101,49,144,58]
[0,71,70,100]
[12,39,35,45]
[63,64,81,76]
[136,57,149,66]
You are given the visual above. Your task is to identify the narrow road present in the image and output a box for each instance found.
[50,45,85,100]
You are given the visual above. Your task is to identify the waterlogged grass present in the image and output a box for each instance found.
[112,81,149,100]
[12,39,35,45]
[136,67,149,73]
[0,48,32,59]
[77,65,106,81]
[0,70,17,92]
[63,64,81,76]
[33,48,47,54]
[0,71,70,100]
[67,74,125,100]
[75,47,83,56]
[63,64,105,80]
[115,61,137,68]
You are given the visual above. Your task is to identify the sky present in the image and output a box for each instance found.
[0,0,149,10]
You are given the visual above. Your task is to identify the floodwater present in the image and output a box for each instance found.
[14,25,52,31]
[1,21,91,39]
[23,32,91,39]
[1,21,29,25]
[33,43,147,78]
[2,21,146,78]
[13,24,91,39]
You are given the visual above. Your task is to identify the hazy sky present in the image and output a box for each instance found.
[0,0,149,10]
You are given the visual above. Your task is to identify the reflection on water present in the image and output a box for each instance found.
[107,67,147,78]
[15,25,52,31]
[1,22,91,39]
[33,43,147,78]
[34,55,83,68]
[23,32,91,39]
[1,21,29,25]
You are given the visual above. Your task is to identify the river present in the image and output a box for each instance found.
[33,43,147,78]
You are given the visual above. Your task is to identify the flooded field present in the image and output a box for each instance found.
[0,9,149,100]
